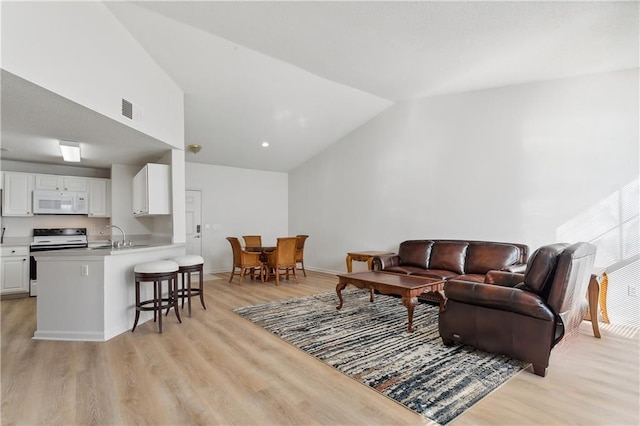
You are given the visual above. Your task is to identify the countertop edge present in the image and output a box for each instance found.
[33,243,187,259]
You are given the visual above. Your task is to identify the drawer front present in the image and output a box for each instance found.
[1,246,29,256]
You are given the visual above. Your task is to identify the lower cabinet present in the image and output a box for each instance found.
[1,246,29,295]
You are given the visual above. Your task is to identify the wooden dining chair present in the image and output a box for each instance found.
[266,237,298,286]
[295,235,309,277]
[226,237,264,284]
[242,235,262,248]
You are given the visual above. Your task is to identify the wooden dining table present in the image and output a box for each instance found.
[245,245,276,258]
[245,246,276,280]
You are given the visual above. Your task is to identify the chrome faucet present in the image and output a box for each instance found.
[100,225,126,248]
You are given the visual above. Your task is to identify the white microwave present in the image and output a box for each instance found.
[33,190,88,215]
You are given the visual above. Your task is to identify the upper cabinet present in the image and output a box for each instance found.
[2,172,110,217]
[35,174,87,192]
[2,172,34,216]
[132,164,171,216]
[88,178,111,218]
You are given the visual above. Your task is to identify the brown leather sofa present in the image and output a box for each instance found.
[438,242,597,377]
[371,239,529,283]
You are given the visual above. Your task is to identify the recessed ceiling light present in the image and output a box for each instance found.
[261,141,270,148]
[59,141,81,162]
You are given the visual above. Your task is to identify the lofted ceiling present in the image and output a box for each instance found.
[0,70,176,169]
[1,1,638,172]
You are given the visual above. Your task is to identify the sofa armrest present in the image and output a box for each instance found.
[484,270,525,287]
[372,255,399,271]
[444,279,554,321]
[503,263,527,274]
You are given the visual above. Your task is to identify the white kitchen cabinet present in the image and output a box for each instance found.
[35,174,87,191]
[1,246,30,295]
[132,164,171,216]
[34,174,62,190]
[88,178,111,217]
[2,172,34,216]
[63,177,88,191]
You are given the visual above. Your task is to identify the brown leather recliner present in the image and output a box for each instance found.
[438,242,597,377]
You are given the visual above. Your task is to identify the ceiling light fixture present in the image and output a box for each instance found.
[261,141,270,148]
[187,144,202,154]
[59,141,81,162]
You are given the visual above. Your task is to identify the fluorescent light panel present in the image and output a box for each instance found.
[59,141,81,162]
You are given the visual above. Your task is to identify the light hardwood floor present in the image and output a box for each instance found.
[2,271,638,425]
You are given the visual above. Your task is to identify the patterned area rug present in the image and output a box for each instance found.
[234,289,527,425]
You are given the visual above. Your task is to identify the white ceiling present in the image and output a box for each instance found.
[1,70,175,169]
[1,1,638,172]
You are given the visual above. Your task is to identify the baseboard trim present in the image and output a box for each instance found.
[0,292,30,300]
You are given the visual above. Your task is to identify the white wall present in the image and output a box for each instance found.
[1,1,184,148]
[1,215,110,243]
[156,149,186,243]
[185,163,288,273]
[289,69,639,273]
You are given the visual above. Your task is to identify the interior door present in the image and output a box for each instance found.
[185,190,202,257]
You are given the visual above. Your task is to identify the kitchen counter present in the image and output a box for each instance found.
[33,242,183,258]
[33,243,186,341]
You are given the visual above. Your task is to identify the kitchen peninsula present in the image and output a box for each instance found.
[33,242,185,341]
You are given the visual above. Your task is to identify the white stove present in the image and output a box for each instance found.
[29,228,88,296]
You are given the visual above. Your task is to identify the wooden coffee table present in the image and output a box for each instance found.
[336,271,445,332]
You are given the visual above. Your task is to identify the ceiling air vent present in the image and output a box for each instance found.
[121,98,133,120]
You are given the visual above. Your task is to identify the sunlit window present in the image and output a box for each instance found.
[557,179,639,327]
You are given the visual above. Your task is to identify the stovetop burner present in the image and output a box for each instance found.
[30,228,88,251]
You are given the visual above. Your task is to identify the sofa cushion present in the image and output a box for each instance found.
[412,269,458,280]
[465,243,521,275]
[398,240,433,269]
[384,265,426,275]
[452,273,486,283]
[428,242,468,274]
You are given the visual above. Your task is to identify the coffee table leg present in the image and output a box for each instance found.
[402,295,418,332]
[369,288,374,302]
[336,282,347,310]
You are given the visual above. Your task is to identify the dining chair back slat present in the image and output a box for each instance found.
[243,235,262,247]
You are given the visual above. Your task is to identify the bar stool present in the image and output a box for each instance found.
[170,255,206,317]
[132,260,181,333]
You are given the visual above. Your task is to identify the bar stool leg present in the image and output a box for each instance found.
[173,272,182,323]
[156,279,163,333]
[153,280,158,323]
[198,266,206,310]
[132,279,141,332]
[187,270,192,317]
[180,271,186,309]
